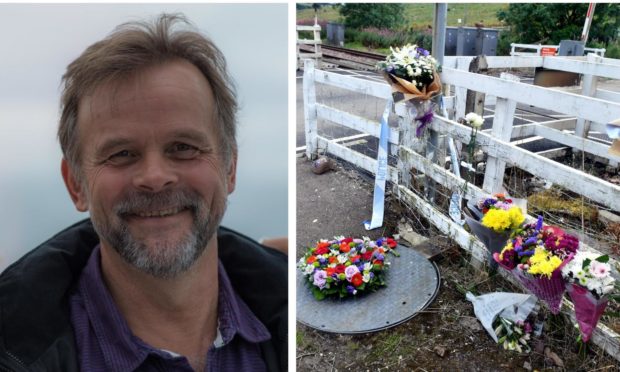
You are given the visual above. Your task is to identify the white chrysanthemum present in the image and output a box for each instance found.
[406,65,414,77]
[337,254,348,264]
[304,265,315,275]
[465,112,484,128]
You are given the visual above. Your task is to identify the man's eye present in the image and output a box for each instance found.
[106,150,135,165]
[170,143,199,159]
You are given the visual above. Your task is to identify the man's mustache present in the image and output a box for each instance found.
[113,189,204,217]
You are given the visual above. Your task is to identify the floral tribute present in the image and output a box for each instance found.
[378,44,441,137]
[298,236,398,300]
[493,316,533,353]
[493,216,578,313]
[562,251,616,342]
[478,193,525,233]
[465,193,525,268]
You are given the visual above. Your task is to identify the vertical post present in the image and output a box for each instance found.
[573,53,601,153]
[426,3,448,201]
[397,103,417,189]
[313,24,322,67]
[482,73,520,193]
[303,59,318,160]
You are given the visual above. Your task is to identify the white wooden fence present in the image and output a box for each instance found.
[302,56,620,361]
[297,24,322,68]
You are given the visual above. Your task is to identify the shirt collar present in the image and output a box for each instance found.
[77,245,270,371]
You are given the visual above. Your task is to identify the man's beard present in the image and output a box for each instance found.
[89,188,226,279]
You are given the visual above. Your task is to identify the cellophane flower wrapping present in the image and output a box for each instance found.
[378,44,441,103]
[566,283,608,342]
[512,266,568,314]
[465,194,525,268]
[493,216,579,314]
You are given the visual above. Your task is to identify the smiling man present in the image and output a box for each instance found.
[0,14,287,372]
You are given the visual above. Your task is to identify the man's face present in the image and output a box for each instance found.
[62,60,236,278]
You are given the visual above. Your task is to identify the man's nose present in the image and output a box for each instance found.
[132,152,178,192]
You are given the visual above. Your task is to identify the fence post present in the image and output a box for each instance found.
[573,53,601,155]
[397,103,417,189]
[303,59,318,160]
[482,73,520,193]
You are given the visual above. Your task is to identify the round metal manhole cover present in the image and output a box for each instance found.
[297,245,440,333]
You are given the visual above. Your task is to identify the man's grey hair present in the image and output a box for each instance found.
[58,13,237,176]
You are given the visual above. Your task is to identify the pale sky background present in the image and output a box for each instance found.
[0,3,288,271]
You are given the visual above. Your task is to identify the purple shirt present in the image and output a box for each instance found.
[70,245,270,372]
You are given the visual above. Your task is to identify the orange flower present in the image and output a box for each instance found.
[340,243,351,253]
[306,256,317,264]
[325,267,336,277]
[328,256,337,264]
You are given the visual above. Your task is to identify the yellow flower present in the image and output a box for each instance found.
[508,207,525,229]
[481,209,511,231]
[527,247,562,278]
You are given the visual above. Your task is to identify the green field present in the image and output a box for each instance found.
[297,3,508,29]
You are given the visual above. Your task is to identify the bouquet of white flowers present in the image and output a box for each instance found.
[562,251,616,341]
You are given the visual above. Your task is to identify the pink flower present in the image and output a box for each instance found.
[590,261,610,278]
[344,265,360,281]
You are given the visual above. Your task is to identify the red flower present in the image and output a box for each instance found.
[372,259,383,267]
[362,251,373,261]
[328,256,337,264]
[349,255,361,263]
[386,238,397,248]
[317,241,330,249]
[351,273,363,287]
[325,267,336,277]
[306,256,317,264]
[315,246,329,255]
[339,243,351,253]
[341,237,353,244]
[335,264,346,274]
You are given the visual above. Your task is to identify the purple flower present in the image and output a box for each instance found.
[318,257,327,265]
[535,216,543,231]
[517,249,535,258]
[376,238,384,246]
[345,265,360,281]
[346,285,357,295]
[417,47,430,56]
[375,253,385,261]
[313,270,327,289]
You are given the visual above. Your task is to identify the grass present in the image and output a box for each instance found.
[297,3,508,29]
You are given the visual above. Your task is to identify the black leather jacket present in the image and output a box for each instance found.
[0,219,287,372]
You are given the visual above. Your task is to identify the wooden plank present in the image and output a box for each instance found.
[444,56,544,69]
[314,70,391,99]
[534,125,620,161]
[316,104,399,145]
[483,73,520,193]
[297,39,321,45]
[507,119,576,139]
[303,60,318,160]
[440,68,620,125]
[296,25,321,31]
[574,54,601,149]
[317,136,399,183]
[544,56,620,80]
[430,116,620,212]
[596,89,620,103]
[396,185,487,263]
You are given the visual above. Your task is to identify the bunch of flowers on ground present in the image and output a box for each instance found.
[493,316,533,353]
[298,236,398,300]
[378,44,439,91]
[477,193,525,233]
[494,216,578,276]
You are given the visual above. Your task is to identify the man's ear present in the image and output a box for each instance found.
[61,158,89,212]
[226,151,237,195]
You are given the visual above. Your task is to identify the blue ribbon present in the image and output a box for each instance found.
[364,97,393,230]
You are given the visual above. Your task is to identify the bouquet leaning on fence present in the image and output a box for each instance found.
[298,236,399,300]
[493,216,578,314]
[377,44,442,137]
[562,251,616,342]
[465,193,526,268]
